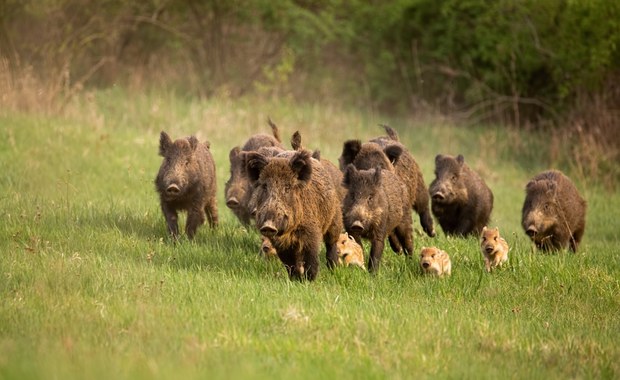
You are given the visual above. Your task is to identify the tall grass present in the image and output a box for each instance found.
[0,88,618,379]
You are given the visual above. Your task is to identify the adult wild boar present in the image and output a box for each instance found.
[155,131,218,239]
[429,154,493,236]
[521,170,586,252]
[340,130,435,237]
[246,149,343,281]
[342,164,414,272]
[225,120,284,225]
[370,125,435,237]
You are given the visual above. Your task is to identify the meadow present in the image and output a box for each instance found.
[0,88,618,379]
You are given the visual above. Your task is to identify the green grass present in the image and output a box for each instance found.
[1,88,618,379]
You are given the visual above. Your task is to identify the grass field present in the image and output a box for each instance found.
[1,88,618,379]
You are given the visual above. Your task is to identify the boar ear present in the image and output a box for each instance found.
[229,146,241,161]
[340,140,362,168]
[384,145,403,165]
[343,164,357,186]
[246,152,269,183]
[159,131,172,156]
[312,149,321,160]
[434,154,444,166]
[547,181,557,195]
[291,131,302,151]
[290,150,313,183]
[203,140,211,149]
[187,136,199,152]
[482,226,487,233]
[456,154,465,166]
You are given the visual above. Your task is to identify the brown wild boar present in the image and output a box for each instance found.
[225,120,284,225]
[155,131,218,239]
[370,125,435,238]
[429,154,493,236]
[480,226,509,272]
[419,247,452,277]
[246,149,343,281]
[342,164,414,272]
[521,170,586,252]
[336,232,365,269]
[340,131,435,238]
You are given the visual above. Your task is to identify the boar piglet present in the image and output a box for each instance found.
[521,170,586,252]
[342,164,414,272]
[246,150,343,281]
[429,154,493,236]
[155,131,218,239]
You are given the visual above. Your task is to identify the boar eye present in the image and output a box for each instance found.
[185,158,191,166]
[451,175,457,183]
[431,254,435,258]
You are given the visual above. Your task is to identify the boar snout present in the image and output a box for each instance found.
[350,220,364,233]
[485,245,495,254]
[422,261,430,268]
[526,226,538,237]
[166,184,181,195]
[431,191,445,201]
[260,220,278,237]
[226,197,240,208]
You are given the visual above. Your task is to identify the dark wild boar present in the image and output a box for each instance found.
[246,150,343,281]
[429,154,493,236]
[225,120,284,225]
[370,125,436,237]
[155,131,218,239]
[521,170,586,252]
[342,164,414,272]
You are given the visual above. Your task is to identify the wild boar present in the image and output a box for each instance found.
[336,232,365,269]
[429,154,493,236]
[340,131,435,237]
[419,247,452,277]
[342,164,414,272]
[155,131,218,239]
[521,170,586,252]
[225,121,284,225]
[246,149,343,281]
[480,226,509,272]
[370,125,435,237]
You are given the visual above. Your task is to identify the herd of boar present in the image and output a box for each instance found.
[155,122,587,281]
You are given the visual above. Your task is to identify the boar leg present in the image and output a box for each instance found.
[387,233,402,254]
[368,238,385,273]
[161,203,180,239]
[186,207,206,239]
[205,197,219,228]
[570,226,585,252]
[394,223,414,256]
[323,221,341,269]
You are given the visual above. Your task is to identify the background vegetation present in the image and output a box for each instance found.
[0,1,619,379]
